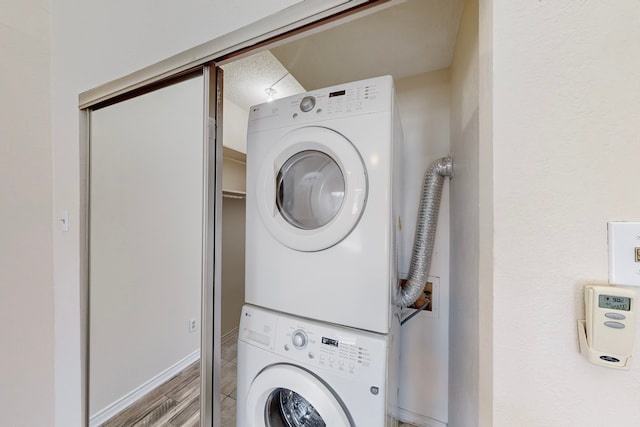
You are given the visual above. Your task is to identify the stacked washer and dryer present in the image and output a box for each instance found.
[237,75,405,427]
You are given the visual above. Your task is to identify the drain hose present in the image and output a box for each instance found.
[398,156,453,308]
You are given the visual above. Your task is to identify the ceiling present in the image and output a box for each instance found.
[220,50,306,110]
[221,0,464,111]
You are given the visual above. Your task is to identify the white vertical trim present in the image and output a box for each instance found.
[200,65,216,427]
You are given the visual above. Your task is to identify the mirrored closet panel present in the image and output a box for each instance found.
[89,74,206,427]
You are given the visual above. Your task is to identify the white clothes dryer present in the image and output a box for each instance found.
[236,304,400,427]
[245,75,404,333]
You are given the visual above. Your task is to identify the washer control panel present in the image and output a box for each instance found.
[239,304,387,383]
[276,319,385,381]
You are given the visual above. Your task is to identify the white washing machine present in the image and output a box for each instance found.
[245,75,404,333]
[236,304,400,427]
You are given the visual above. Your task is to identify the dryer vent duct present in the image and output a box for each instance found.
[398,156,453,308]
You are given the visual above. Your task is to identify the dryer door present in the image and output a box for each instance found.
[246,364,354,427]
[257,126,367,252]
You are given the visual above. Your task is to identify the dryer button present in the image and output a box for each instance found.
[308,352,315,359]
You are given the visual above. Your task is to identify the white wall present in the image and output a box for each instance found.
[50,1,303,425]
[221,146,247,337]
[221,197,246,337]
[396,70,451,426]
[491,1,640,426]
[449,1,480,426]
[0,1,54,426]
[223,97,250,154]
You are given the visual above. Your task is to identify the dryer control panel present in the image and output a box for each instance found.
[248,75,395,134]
[239,304,388,384]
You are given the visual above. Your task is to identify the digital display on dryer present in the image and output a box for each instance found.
[322,337,339,347]
[329,90,346,98]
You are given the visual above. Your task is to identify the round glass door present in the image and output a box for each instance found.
[256,126,367,252]
[265,388,326,427]
[245,364,353,426]
[276,150,345,230]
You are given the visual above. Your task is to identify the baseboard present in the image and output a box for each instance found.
[89,349,200,427]
[398,408,447,427]
[221,326,239,345]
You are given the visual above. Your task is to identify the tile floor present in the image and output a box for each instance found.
[220,332,418,427]
[220,332,239,427]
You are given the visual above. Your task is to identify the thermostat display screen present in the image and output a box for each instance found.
[599,294,631,311]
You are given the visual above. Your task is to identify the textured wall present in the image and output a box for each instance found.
[492,1,640,425]
[0,1,54,426]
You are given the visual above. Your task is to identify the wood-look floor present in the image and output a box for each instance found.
[100,361,201,427]
[100,333,238,427]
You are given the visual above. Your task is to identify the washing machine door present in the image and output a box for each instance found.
[246,364,354,427]
[257,126,367,252]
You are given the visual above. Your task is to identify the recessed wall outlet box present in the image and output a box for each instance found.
[608,222,640,287]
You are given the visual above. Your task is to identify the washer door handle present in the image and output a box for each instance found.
[245,364,354,426]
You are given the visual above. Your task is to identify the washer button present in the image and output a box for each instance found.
[605,312,626,320]
[308,352,315,359]
[604,321,625,329]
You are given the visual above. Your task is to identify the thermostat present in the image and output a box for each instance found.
[578,285,636,369]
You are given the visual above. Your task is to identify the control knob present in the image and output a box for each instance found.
[300,96,316,112]
[292,330,308,349]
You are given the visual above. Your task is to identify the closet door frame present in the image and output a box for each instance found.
[82,64,221,426]
[79,2,388,426]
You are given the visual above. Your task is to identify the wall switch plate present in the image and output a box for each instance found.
[59,210,69,232]
[188,318,197,333]
[608,222,640,286]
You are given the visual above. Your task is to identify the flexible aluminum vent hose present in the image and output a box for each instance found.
[398,156,453,308]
